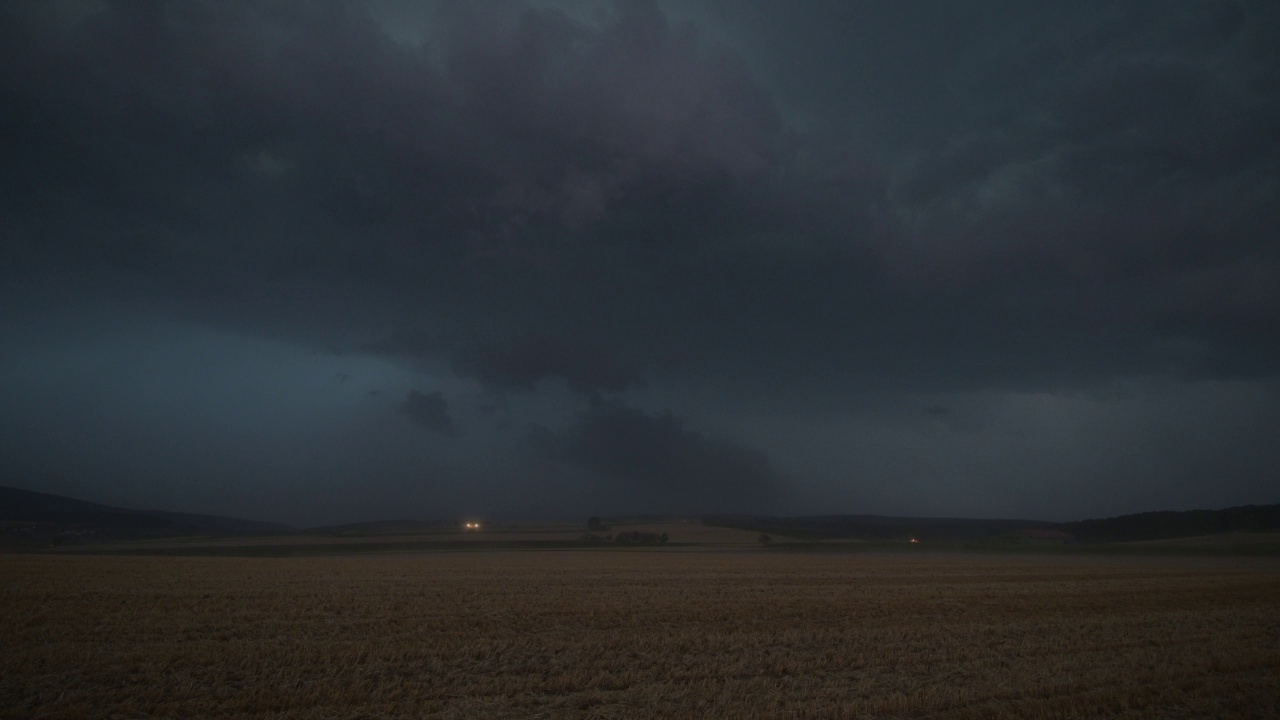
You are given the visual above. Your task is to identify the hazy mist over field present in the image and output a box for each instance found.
[3,1,1279,526]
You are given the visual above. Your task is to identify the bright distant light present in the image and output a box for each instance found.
[909,538,919,543]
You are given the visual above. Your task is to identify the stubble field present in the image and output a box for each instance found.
[2,551,1277,719]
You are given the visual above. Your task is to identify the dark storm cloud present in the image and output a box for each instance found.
[364,330,643,399]
[362,331,447,360]
[3,0,1279,523]
[530,402,785,513]
[875,1,1280,310]
[7,0,1272,388]
[1,0,800,363]
[1,0,782,254]
[451,335,643,399]
[399,390,457,436]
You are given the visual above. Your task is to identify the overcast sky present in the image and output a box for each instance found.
[3,0,1278,526]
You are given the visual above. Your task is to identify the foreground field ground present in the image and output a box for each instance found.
[3,552,1277,719]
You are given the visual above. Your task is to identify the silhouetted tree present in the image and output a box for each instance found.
[588,516,604,532]
[758,533,772,545]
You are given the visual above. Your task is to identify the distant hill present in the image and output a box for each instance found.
[702,514,1061,542]
[705,504,1280,544]
[1063,504,1280,543]
[5,483,1277,549]
[0,485,292,545]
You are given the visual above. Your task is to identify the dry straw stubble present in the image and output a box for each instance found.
[2,551,1278,719]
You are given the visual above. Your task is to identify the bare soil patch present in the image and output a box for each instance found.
[3,552,1277,718]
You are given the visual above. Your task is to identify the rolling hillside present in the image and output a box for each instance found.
[705,504,1280,544]
[0,485,291,545]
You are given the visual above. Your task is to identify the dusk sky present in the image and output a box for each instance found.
[3,0,1278,526]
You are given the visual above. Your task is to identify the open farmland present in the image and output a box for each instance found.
[3,552,1278,719]
[49,521,780,556]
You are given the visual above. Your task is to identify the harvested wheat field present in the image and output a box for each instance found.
[2,551,1277,719]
